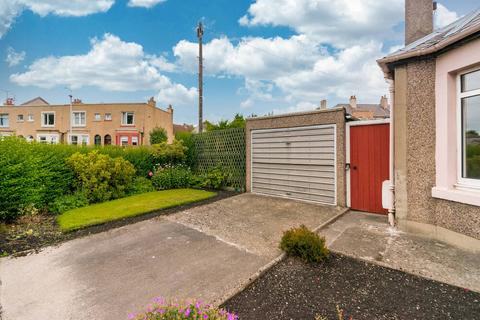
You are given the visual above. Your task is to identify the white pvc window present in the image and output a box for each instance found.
[122,112,134,125]
[132,136,139,146]
[17,114,24,122]
[94,113,101,121]
[69,134,89,145]
[120,136,129,146]
[37,134,59,144]
[0,114,9,127]
[27,114,34,122]
[72,111,86,127]
[41,112,55,127]
[105,113,112,121]
[457,68,480,187]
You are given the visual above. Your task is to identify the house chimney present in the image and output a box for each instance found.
[72,98,82,104]
[148,97,156,107]
[349,95,357,109]
[405,0,434,45]
[380,95,389,110]
[3,97,14,106]
[167,104,173,113]
[320,99,327,110]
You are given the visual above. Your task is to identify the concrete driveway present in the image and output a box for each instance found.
[0,193,344,320]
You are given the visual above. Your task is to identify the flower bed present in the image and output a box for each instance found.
[130,297,237,320]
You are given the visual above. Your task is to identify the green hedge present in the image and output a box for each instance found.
[0,137,186,221]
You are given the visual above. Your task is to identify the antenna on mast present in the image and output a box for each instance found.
[197,21,204,133]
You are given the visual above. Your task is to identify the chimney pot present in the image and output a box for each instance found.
[405,0,434,45]
[349,95,357,109]
[320,99,327,110]
[380,95,389,110]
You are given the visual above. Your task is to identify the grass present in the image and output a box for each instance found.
[57,189,217,232]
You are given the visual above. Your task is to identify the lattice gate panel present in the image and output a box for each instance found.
[192,128,246,191]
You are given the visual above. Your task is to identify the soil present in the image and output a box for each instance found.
[0,190,236,257]
[222,254,480,320]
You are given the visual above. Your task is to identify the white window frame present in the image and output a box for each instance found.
[27,114,34,122]
[456,67,480,189]
[41,111,55,127]
[122,112,135,125]
[17,114,24,122]
[0,113,9,128]
[69,134,89,145]
[36,134,59,144]
[94,113,101,121]
[105,113,112,121]
[132,136,139,146]
[72,111,86,127]
[120,136,129,146]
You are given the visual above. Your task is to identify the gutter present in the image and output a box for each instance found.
[377,24,480,76]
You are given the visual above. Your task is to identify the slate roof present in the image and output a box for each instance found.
[336,103,390,119]
[391,8,480,58]
[20,97,50,106]
[378,8,480,72]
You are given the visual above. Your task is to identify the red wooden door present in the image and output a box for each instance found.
[350,123,389,214]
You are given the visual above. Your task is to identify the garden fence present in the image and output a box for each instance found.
[192,127,246,191]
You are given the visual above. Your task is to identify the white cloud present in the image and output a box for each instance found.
[239,0,404,47]
[5,46,25,67]
[128,0,166,8]
[0,0,115,38]
[434,3,459,29]
[10,33,196,106]
[173,35,387,107]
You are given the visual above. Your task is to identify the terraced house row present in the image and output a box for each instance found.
[0,96,174,146]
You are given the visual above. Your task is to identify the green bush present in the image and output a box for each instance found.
[152,165,194,190]
[100,146,155,177]
[150,127,168,144]
[49,192,89,215]
[152,140,187,166]
[67,151,136,203]
[128,177,155,195]
[197,166,229,190]
[175,131,196,167]
[280,225,329,263]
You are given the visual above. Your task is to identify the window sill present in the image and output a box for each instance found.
[432,186,480,206]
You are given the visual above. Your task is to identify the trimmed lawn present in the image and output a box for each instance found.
[57,189,217,232]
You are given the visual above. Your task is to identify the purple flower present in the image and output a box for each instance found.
[184,309,191,317]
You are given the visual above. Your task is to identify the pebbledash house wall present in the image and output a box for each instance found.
[393,40,480,248]
[245,108,347,207]
[0,102,174,145]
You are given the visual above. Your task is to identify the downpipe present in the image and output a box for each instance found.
[387,79,396,227]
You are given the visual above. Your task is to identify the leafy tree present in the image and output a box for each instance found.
[149,127,168,144]
[205,114,246,131]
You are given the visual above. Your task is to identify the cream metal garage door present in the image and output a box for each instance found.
[251,124,336,205]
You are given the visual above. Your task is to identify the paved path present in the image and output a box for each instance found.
[319,211,480,293]
[0,194,341,320]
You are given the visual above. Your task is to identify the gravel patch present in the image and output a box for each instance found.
[223,254,480,320]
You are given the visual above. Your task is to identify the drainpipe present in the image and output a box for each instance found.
[387,78,396,226]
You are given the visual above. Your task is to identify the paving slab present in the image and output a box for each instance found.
[319,211,480,293]
[0,218,268,320]
[166,193,345,259]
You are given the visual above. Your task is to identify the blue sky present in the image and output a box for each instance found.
[0,0,479,124]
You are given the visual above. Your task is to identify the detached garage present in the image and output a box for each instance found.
[246,108,346,207]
